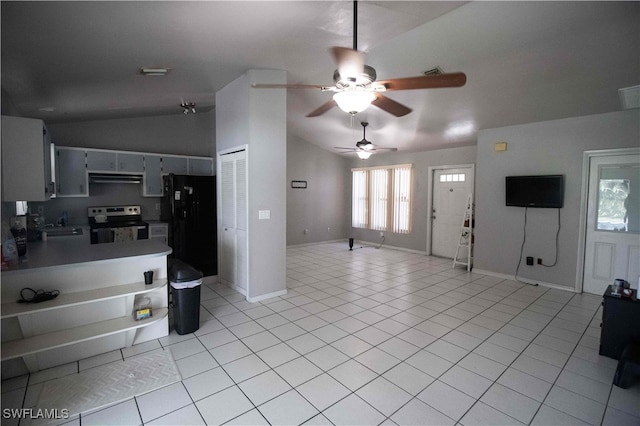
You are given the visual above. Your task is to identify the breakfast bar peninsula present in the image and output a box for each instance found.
[1,235,171,376]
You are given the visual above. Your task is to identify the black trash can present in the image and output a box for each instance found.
[169,260,203,335]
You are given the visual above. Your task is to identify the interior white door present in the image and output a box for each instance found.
[218,149,248,294]
[432,167,473,258]
[583,153,640,295]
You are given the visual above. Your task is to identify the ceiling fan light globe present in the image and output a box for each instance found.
[356,151,372,160]
[333,91,376,115]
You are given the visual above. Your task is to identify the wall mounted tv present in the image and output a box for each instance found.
[505,175,565,208]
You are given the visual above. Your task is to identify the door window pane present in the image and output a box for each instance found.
[439,173,465,182]
[597,165,640,232]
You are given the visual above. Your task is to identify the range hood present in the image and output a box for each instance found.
[89,173,143,184]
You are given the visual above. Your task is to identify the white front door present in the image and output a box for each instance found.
[432,167,474,258]
[583,153,640,295]
[218,149,248,294]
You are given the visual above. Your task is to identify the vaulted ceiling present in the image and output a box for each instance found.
[2,1,638,154]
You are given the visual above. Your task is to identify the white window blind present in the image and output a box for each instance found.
[352,170,368,228]
[352,164,413,234]
[370,169,389,231]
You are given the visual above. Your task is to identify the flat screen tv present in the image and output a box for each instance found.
[505,175,564,208]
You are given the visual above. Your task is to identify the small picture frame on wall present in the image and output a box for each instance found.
[291,180,307,189]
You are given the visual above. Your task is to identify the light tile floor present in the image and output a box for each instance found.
[3,242,640,425]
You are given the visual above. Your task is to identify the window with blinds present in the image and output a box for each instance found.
[352,164,413,234]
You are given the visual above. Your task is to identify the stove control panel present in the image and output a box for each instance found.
[88,205,141,217]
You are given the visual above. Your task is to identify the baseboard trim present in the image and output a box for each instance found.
[473,269,576,292]
[286,239,347,249]
[353,240,428,256]
[247,289,288,303]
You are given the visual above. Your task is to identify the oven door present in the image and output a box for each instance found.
[90,224,149,244]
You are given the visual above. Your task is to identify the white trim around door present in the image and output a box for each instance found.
[427,164,475,256]
[576,147,640,293]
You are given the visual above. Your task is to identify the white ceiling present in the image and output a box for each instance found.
[2,1,639,154]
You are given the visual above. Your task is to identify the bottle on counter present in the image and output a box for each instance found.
[10,217,27,257]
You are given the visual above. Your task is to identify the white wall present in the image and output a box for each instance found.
[215,69,287,301]
[287,135,350,246]
[47,111,215,157]
[475,110,640,289]
[348,146,477,253]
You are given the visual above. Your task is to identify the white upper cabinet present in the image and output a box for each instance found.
[188,157,214,175]
[86,150,116,171]
[144,155,163,197]
[1,116,54,202]
[86,150,144,173]
[56,147,88,197]
[117,153,144,173]
[162,156,188,174]
[54,146,213,198]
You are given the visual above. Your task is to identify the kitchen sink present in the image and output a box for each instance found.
[44,227,84,237]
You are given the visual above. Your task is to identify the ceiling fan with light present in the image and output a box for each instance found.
[252,1,466,117]
[335,121,397,159]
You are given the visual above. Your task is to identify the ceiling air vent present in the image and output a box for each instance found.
[619,85,640,110]
[423,66,444,76]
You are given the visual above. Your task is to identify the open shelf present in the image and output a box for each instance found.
[1,280,167,319]
[1,308,168,361]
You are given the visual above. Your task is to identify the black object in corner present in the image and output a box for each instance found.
[18,288,60,303]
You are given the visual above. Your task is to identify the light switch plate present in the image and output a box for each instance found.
[258,210,270,220]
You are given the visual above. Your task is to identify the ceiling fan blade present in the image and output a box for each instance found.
[251,83,325,89]
[333,147,358,151]
[371,94,412,117]
[331,47,365,82]
[306,99,337,117]
[370,147,398,152]
[378,72,467,91]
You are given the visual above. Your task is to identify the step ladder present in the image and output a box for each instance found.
[453,193,474,271]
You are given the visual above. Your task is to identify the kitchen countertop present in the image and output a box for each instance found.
[1,237,172,275]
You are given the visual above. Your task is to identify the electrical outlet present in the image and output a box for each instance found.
[526,256,534,266]
[155,203,161,210]
[304,229,309,235]
[327,227,331,232]
[380,232,384,238]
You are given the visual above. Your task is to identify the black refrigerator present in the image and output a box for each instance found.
[161,174,217,276]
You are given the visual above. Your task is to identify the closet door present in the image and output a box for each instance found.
[218,149,248,294]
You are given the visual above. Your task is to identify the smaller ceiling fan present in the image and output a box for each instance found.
[335,121,397,159]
